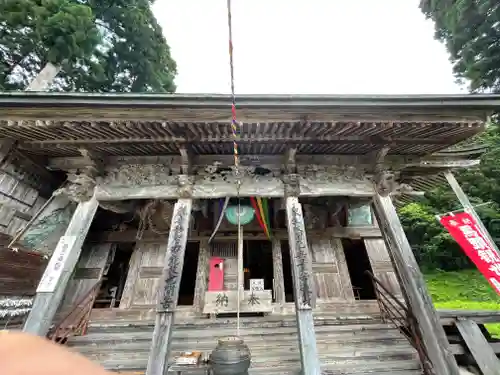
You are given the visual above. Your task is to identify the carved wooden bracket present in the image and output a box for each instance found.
[55,172,96,203]
[364,146,390,173]
[176,174,194,198]
[79,148,105,177]
[374,170,415,197]
[374,171,397,197]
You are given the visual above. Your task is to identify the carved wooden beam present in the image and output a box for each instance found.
[89,226,383,243]
[95,171,374,200]
[47,154,482,172]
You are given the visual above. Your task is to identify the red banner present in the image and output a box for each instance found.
[440,212,500,295]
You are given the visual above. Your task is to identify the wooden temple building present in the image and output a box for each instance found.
[0,92,500,375]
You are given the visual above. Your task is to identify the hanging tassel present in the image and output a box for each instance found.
[250,197,268,237]
[261,198,272,238]
[256,198,270,238]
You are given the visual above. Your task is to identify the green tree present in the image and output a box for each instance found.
[399,126,500,270]
[0,0,176,92]
[404,2,500,271]
[420,0,500,92]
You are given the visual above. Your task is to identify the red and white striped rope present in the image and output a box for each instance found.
[226,0,239,168]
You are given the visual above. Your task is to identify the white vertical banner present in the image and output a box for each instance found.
[36,235,78,293]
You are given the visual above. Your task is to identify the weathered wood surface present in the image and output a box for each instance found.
[310,238,354,301]
[18,195,76,255]
[285,196,321,375]
[193,239,209,313]
[67,310,423,375]
[364,238,402,297]
[146,199,192,375]
[439,310,500,324]
[0,166,48,239]
[373,193,460,375]
[451,341,500,355]
[272,239,286,306]
[94,164,374,200]
[23,196,98,336]
[0,243,47,296]
[91,226,383,243]
[456,319,500,375]
[203,290,273,314]
[119,242,168,309]
[58,243,114,314]
[95,177,373,200]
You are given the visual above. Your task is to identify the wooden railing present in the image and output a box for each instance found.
[47,280,102,344]
[365,271,435,375]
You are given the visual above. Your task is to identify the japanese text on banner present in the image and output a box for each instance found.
[440,212,500,295]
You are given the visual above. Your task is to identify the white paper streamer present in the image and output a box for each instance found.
[0,298,33,318]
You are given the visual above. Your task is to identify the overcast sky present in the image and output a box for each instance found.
[153,0,464,95]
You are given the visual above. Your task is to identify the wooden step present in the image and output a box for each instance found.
[68,314,421,375]
[87,315,384,333]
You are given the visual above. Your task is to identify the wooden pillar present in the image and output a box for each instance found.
[285,195,321,375]
[272,238,286,307]
[146,198,192,375]
[193,238,209,314]
[444,171,500,257]
[372,193,460,375]
[23,195,99,336]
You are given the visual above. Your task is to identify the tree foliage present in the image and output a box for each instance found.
[404,1,500,271]
[420,0,500,92]
[0,0,176,92]
[399,126,500,271]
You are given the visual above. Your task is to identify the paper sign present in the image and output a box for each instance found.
[250,279,264,292]
[37,236,78,293]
